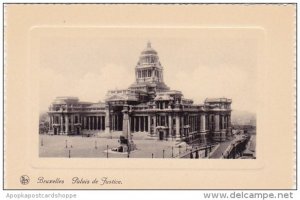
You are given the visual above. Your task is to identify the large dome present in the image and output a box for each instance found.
[137,42,161,66]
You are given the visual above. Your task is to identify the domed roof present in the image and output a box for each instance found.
[141,41,157,55]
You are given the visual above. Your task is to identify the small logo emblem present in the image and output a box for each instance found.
[20,175,30,185]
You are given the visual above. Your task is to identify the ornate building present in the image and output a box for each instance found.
[47,42,232,143]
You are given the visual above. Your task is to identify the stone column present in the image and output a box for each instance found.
[143,116,146,132]
[112,115,114,131]
[153,116,156,135]
[85,117,87,129]
[222,115,227,141]
[114,115,117,131]
[200,114,206,132]
[65,115,69,134]
[104,116,106,130]
[71,115,73,132]
[91,116,93,130]
[102,116,105,130]
[96,117,99,130]
[112,115,115,131]
[49,115,52,131]
[133,117,136,132]
[190,116,193,132]
[50,116,53,129]
[226,115,232,138]
[193,116,195,131]
[191,116,194,134]
[90,117,92,130]
[147,116,151,132]
[86,117,88,130]
[175,115,180,140]
[221,115,224,130]
[116,115,119,131]
[138,116,141,132]
[99,116,102,130]
[180,116,184,137]
[86,117,89,130]
[60,115,63,134]
[71,115,74,132]
[168,115,172,136]
[105,104,110,133]
[82,117,85,129]
[96,116,99,130]
[191,116,194,132]
[214,114,220,131]
[213,114,221,141]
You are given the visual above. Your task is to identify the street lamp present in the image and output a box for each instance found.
[107,145,109,158]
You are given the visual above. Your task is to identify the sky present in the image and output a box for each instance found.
[38,28,261,113]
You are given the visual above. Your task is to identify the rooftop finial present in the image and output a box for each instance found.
[147,41,151,48]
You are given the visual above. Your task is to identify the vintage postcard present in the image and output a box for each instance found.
[4,4,296,189]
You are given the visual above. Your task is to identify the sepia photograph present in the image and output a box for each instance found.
[38,31,257,159]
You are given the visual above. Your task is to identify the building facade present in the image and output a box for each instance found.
[47,42,232,143]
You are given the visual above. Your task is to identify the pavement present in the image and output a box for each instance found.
[39,133,252,159]
[39,133,180,158]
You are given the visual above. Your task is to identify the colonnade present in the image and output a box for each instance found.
[130,116,149,132]
[83,116,105,130]
[48,111,231,141]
